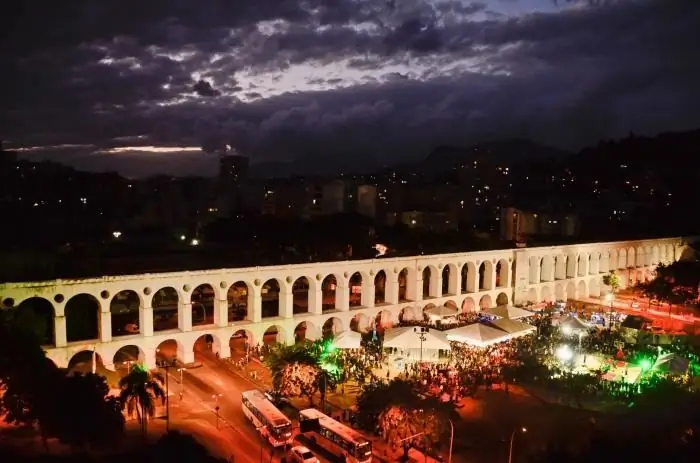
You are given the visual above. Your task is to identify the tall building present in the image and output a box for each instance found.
[217,148,250,216]
[356,185,377,218]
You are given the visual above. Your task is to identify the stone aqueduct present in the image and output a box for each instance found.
[0,237,688,370]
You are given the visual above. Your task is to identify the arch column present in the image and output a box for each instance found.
[99,309,112,343]
[406,270,419,302]
[336,279,350,311]
[179,301,193,332]
[415,273,424,302]
[140,302,154,337]
[53,315,67,347]
[361,280,374,308]
[467,269,478,293]
[143,347,158,370]
[250,287,262,322]
[309,285,322,315]
[215,298,228,327]
[218,341,231,359]
[385,272,399,305]
[430,273,442,298]
[281,288,294,318]
[178,343,195,364]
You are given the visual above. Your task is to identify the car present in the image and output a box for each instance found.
[630,302,640,309]
[289,445,318,463]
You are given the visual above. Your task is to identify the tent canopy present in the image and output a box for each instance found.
[653,353,689,375]
[445,323,510,347]
[484,306,533,319]
[559,315,590,332]
[332,330,362,349]
[423,305,459,321]
[383,326,452,351]
[489,318,536,336]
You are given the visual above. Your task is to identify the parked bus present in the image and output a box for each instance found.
[298,408,372,463]
[241,390,293,447]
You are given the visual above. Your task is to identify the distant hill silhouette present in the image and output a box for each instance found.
[425,138,570,165]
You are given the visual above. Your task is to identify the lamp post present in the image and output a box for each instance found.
[447,419,454,463]
[213,393,223,430]
[606,293,614,328]
[159,359,178,432]
[414,326,429,365]
[508,427,527,463]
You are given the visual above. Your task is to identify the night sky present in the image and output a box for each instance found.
[3,0,700,177]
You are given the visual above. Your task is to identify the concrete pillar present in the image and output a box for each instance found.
[430,274,441,298]
[414,275,424,303]
[140,306,154,337]
[214,298,228,327]
[336,281,350,311]
[385,272,399,305]
[250,290,262,322]
[281,289,294,318]
[361,281,374,308]
[54,315,67,347]
[99,311,112,343]
[143,347,158,370]
[179,302,193,332]
[446,267,459,295]
[466,267,478,293]
[218,340,231,359]
[178,343,195,364]
[309,286,322,315]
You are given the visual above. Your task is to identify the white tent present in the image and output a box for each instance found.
[490,318,536,337]
[423,305,459,322]
[445,323,511,347]
[653,353,689,375]
[558,315,590,333]
[383,326,452,351]
[484,306,533,319]
[332,330,362,349]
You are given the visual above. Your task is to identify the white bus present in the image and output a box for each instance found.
[298,408,373,463]
[241,390,293,447]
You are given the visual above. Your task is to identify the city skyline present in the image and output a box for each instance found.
[4,0,700,177]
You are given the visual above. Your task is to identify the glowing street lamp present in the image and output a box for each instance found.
[508,427,527,463]
[556,345,574,363]
[605,293,615,327]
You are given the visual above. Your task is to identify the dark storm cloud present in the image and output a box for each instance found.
[3,0,700,176]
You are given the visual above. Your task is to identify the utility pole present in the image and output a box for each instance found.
[414,326,428,364]
[160,359,177,432]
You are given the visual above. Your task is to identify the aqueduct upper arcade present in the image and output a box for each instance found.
[0,237,687,370]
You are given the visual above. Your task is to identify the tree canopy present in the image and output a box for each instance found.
[637,261,700,307]
[0,310,125,450]
[356,379,452,454]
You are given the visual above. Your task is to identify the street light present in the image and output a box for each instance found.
[508,427,527,463]
[447,419,454,463]
[159,358,178,432]
[213,393,223,430]
[606,293,614,327]
[414,326,429,365]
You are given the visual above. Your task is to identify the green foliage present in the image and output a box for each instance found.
[265,342,319,391]
[638,261,700,306]
[355,379,451,449]
[45,373,125,450]
[1,311,125,450]
[264,341,340,403]
[602,271,621,293]
[118,366,166,437]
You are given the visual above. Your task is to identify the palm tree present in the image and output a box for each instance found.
[118,365,166,437]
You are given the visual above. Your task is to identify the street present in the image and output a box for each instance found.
[156,340,283,463]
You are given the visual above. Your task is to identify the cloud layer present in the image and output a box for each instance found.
[3,0,700,176]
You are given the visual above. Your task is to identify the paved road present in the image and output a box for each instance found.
[158,345,282,463]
